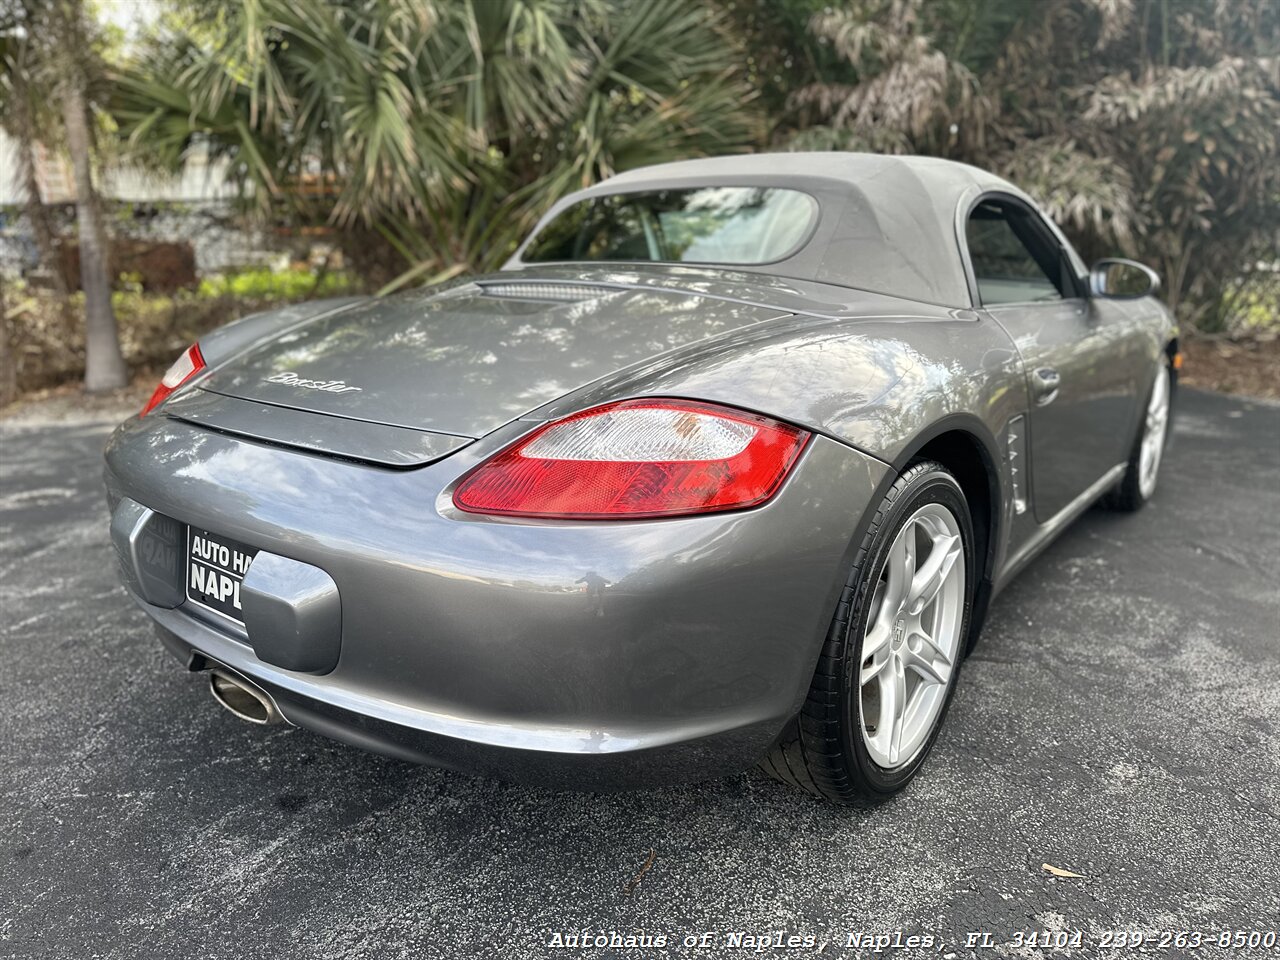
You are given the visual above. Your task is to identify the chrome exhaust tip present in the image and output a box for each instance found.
[208,666,284,725]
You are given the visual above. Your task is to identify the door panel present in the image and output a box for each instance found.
[964,196,1144,522]
[986,300,1139,521]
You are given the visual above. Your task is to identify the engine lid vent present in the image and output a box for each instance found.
[476,280,626,302]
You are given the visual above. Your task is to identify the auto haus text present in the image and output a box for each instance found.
[546,930,941,951]
[189,534,251,610]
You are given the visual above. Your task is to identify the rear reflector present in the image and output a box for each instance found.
[141,343,206,416]
[453,399,810,519]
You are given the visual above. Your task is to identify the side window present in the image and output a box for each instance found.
[966,200,1075,305]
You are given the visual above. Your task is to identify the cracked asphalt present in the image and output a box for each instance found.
[1,388,1278,959]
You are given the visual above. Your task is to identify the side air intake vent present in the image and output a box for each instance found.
[478,281,625,302]
[1006,415,1027,516]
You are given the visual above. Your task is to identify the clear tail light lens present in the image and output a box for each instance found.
[453,399,810,519]
[141,343,206,416]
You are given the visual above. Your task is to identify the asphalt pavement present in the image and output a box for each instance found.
[1,388,1278,959]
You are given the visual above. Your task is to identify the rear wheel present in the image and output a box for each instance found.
[762,461,973,802]
[1106,360,1172,512]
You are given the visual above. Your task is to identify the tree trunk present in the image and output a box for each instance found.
[0,274,17,409]
[20,149,70,301]
[59,71,127,392]
[9,63,70,301]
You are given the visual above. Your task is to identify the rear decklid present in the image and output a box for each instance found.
[171,278,789,466]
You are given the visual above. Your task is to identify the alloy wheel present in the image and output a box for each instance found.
[1138,365,1170,499]
[859,503,966,770]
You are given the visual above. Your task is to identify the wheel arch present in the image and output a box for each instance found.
[764,418,1007,798]
[889,416,1004,653]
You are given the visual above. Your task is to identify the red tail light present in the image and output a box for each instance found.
[141,343,206,416]
[453,399,810,519]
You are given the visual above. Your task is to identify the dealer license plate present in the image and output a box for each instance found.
[186,526,257,626]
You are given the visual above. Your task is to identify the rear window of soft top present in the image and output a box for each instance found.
[523,186,818,266]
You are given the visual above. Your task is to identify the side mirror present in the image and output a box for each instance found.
[1090,258,1160,299]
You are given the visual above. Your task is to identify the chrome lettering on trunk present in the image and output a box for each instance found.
[265,371,363,393]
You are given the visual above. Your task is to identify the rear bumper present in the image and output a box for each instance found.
[153,621,783,790]
[105,413,887,788]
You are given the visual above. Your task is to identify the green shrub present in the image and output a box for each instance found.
[1227,283,1280,335]
[197,268,359,302]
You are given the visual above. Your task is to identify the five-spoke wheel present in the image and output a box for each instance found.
[1138,364,1171,499]
[762,460,973,802]
[859,503,966,770]
[1109,357,1175,511]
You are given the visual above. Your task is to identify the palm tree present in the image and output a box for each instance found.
[48,0,126,390]
[0,11,70,304]
[0,272,15,408]
[111,0,759,286]
[2,0,127,391]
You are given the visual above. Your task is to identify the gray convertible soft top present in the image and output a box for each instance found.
[512,152,1041,309]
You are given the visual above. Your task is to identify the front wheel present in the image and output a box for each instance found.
[762,461,974,803]
[1106,359,1173,512]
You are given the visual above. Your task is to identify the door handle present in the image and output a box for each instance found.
[1031,367,1061,406]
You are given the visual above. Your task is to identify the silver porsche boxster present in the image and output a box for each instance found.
[104,153,1176,801]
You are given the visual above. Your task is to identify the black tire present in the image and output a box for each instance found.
[1105,356,1175,513]
[761,460,974,803]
